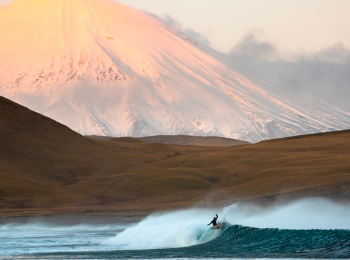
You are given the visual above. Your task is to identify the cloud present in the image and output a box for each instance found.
[227,32,350,106]
[312,43,350,63]
[229,31,280,61]
[143,12,211,47]
[162,14,211,47]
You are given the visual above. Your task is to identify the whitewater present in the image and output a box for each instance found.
[2,198,350,259]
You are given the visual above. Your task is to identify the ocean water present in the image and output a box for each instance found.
[1,198,350,259]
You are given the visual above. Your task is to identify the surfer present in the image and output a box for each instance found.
[207,214,218,227]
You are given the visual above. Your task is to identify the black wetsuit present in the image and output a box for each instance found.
[208,215,218,226]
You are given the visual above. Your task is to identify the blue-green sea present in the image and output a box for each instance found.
[1,199,350,259]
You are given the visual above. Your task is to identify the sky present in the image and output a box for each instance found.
[3,0,350,55]
[116,0,350,56]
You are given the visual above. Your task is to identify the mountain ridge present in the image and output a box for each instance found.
[0,0,350,142]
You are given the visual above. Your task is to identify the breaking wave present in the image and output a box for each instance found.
[104,209,228,249]
[105,198,350,251]
[4,198,350,259]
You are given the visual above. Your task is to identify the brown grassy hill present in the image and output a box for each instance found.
[85,135,115,140]
[109,137,146,144]
[138,135,249,146]
[1,96,350,216]
[87,135,249,146]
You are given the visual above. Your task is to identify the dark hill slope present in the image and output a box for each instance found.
[0,96,222,212]
[87,135,249,146]
[1,96,350,216]
[138,135,249,146]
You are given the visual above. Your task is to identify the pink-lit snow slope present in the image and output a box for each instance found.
[0,0,349,142]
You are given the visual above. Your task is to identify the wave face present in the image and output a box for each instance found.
[139,226,350,259]
[28,225,350,259]
[189,225,350,258]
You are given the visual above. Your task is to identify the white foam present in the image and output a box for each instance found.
[104,209,225,249]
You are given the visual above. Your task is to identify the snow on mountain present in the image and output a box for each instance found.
[0,0,349,142]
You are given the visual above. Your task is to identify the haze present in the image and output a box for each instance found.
[114,0,350,55]
[112,0,350,106]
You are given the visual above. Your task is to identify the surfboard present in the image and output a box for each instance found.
[211,222,226,230]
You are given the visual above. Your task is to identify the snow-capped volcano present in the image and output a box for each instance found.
[0,0,349,142]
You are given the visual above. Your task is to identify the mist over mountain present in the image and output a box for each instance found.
[0,0,349,142]
[227,32,350,107]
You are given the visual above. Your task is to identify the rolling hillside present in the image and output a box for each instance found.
[1,96,350,216]
[88,135,249,147]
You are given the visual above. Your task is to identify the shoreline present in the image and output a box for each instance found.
[1,194,350,220]
[2,196,350,225]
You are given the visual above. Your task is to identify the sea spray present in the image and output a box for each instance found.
[223,198,350,230]
[105,209,227,249]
